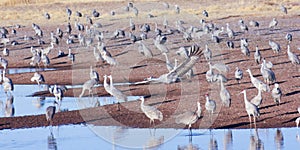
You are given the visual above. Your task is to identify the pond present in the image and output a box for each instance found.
[1,124,300,150]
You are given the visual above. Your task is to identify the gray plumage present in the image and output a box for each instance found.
[246,69,270,92]
[280,5,287,14]
[79,78,98,98]
[269,18,278,29]
[154,35,169,53]
[204,44,212,61]
[250,83,263,107]
[205,94,216,115]
[269,40,281,53]
[235,67,243,83]
[175,5,180,14]
[241,90,260,127]
[162,53,174,72]
[147,45,202,83]
[219,78,231,107]
[46,106,56,123]
[137,41,153,58]
[140,96,163,126]
[108,75,127,103]
[5,96,14,117]
[287,44,300,64]
[272,83,282,105]
[175,102,201,129]
[285,33,292,43]
[31,72,45,85]
[254,45,261,64]
[260,62,276,84]
[211,62,230,74]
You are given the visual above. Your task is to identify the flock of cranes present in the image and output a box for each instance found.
[0,1,299,130]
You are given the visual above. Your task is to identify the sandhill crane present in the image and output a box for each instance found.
[285,33,292,43]
[269,40,281,54]
[42,42,54,55]
[269,18,278,29]
[132,7,139,17]
[154,23,162,36]
[4,95,14,117]
[287,44,300,64]
[249,20,259,28]
[241,45,250,56]
[103,75,112,95]
[90,66,99,81]
[41,54,50,67]
[239,19,248,32]
[163,16,168,29]
[280,5,287,14]
[250,83,263,108]
[260,62,276,84]
[262,58,273,69]
[79,78,98,98]
[0,57,8,69]
[3,47,9,56]
[68,48,75,63]
[175,101,201,133]
[107,75,127,106]
[235,67,243,83]
[102,50,118,65]
[246,69,270,92]
[66,22,72,35]
[226,23,235,39]
[211,62,230,74]
[147,45,202,84]
[206,62,215,83]
[272,83,282,105]
[93,47,102,62]
[205,94,216,116]
[2,70,14,96]
[202,10,208,17]
[140,96,163,126]
[162,2,169,9]
[137,41,153,58]
[241,90,260,128]
[92,9,100,17]
[154,36,169,53]
[46,104,56,125]
[129,18,135,31]
[175,5,180,14]
[162,53,174,72]
[66,7,72,20]
[226,41,234,49]
[204,44,212,61]
[219,78,231,107]
[254,45,261,64]
[53,84,63,103]
[31,72,45,86]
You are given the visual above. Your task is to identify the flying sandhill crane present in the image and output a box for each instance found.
[269,18,278,29]
[147,45,202,84]
[287,44,300,65]
[205,94,216,119]
[31,72,45,86]
[219,78,231,107]
[272,83,282,105]
[250,83,263,108]
[107,75,127,110]
[46,104,56,126]
[235,67,243,83]
[246,69,270,92]
[140,96,163,127]
[269,40,281,54]
[254,45,261,64]
[175,101,201,134]
[204,44,212,61]
[241,90,260,128]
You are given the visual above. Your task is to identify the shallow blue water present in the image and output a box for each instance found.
[1,124,300,150]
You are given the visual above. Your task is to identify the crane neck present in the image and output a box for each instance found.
[196,103,201,117]
[242,91,248,103]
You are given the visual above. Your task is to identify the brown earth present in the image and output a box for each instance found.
[0,0,300,130]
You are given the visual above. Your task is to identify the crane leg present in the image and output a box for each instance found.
[248,115,252,128]
[117,102,120,111]
[254,117,257,129]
